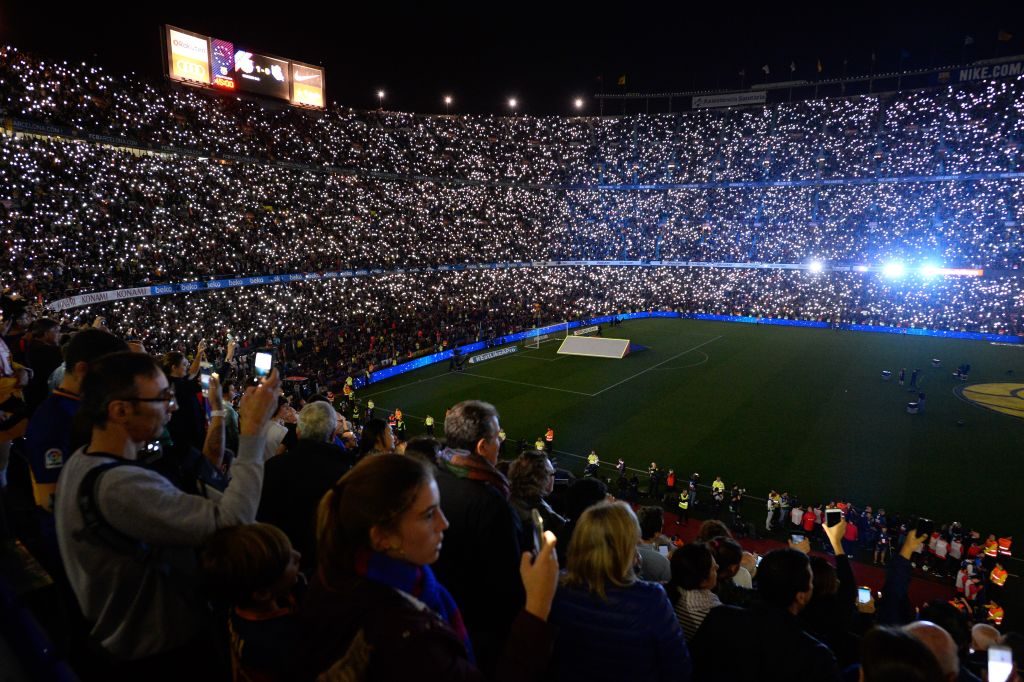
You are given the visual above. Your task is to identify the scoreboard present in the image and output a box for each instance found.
[164,25,325,109]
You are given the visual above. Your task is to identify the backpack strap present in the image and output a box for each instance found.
[76,460,152,562]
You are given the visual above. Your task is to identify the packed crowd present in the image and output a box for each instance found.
[2,46,1023,186]
[1,300,1021,681]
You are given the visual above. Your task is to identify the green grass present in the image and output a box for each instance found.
[362,318,1024,539]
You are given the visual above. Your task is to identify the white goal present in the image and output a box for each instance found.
[524,321,569,350]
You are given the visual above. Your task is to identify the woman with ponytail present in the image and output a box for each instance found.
[299,454,559,682]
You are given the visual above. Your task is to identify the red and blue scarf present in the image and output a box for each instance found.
[354,548,474,662]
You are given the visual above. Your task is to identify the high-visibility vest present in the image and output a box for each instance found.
[991,566,1008,587]
[998,537,1012,556]
[498,430,506,442]
[987,604,1004,626]
[712,480,725,494]
[678,492,690,510]
[367,400,375,410]
[545,429,554,442]
[587,454,599,465]
[425,416,434,427]
[984,539,998,557]
[535,439,545,450]
[666,473,676,488]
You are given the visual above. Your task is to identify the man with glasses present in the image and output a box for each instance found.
[54,351,281,675]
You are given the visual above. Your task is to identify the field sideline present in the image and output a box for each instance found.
[361,318,1024,542]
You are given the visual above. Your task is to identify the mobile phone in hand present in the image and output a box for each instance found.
[857,586,871,604]
[200,371,211,390]
[254,351,273,382]
[916,517,934,538]
[791,534,805,544]
[531,507,545,556]
[825,509,842,527]
[988,645,1013,682]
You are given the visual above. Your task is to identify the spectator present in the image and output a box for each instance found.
[904,621,967,682]
[54,353,280,674]
[357,417,394,459]
[800,518,859,667]
[548,500,691,682]
[401,434,443,466]
[258,400,354,574]
[24,328,128,512]
[300,454,558,681]
[432,400,524,676]
[636,506,671,583]
[508,449,567,552]
[667,541,721,641]
[201,523,303,682]
[22,317,62,411]
[691,548,841,681]
[859,626,945,682]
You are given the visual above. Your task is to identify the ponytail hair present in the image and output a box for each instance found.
[317,454,433,579]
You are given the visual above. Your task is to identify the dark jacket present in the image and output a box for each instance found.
[299,571,551,682]
[167,375,206,454]
[23,339,62,412]
[800,554,860,668]
[433,466,524,677]
[258,439,354,574]
[548,580,692,682]
[691,603,841,682]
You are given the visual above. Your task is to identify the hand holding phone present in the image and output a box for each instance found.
[531,508,545,556]
[254,351,273,382]
[988,645,1013,682]
[857,586,871,604]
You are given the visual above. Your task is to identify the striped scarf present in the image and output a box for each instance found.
[438,446,510,499]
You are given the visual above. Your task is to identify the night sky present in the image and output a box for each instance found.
[3,2,1022,115]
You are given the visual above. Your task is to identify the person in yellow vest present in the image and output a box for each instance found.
[544,426,554,454]
[534,436,545,451]
[424,414,435,437]
[345,375,354,389]
[991,561,1007,585]
[675,488,690,525]
[997,536,1012,557]
[984,534,999,557]
[986,602,1004,627]
[497,428,506,458]
[587,451,599,467]
[711,476,725,496]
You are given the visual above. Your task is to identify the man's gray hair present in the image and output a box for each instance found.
[444,400,499,451]
[297,401,338,443]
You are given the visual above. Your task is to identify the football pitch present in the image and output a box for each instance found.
[361,318,1024,540]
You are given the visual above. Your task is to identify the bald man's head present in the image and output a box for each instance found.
[905,621,958,679]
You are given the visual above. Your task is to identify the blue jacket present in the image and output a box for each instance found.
[549,580,691,682]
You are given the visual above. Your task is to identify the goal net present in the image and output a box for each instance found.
[524,321,569,350]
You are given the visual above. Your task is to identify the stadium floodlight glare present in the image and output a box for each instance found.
[808,260,824,274]
[444,95,452,113]
[574,97,584,109]
[508,97,518,109]
[881,262,905,278]
[919,263,940,278]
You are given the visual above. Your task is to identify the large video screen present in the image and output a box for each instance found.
[165,26,211,85]
[211,39,236,90]
[234,50,290,100]
[163,25,325,109]
[291,62,326,108]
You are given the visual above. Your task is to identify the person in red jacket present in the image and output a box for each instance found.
[802,508,817,534]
